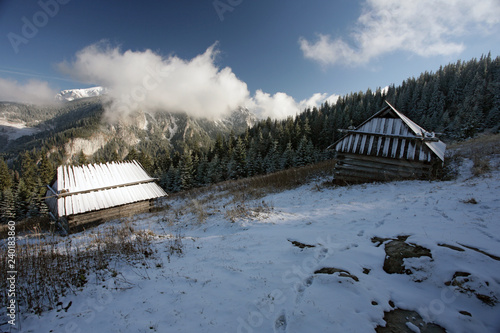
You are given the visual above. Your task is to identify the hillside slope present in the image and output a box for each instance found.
[0,97,256,161]
[8,149,500,332]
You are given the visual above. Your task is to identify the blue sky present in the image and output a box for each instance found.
[1,0,500,118]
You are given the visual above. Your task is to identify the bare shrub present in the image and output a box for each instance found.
[224,200,273,223]
[0,221,180,316]
[189,199,208,224]
[446,133,500,178]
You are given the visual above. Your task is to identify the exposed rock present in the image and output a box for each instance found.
[459,310,472,317]
[437,243,465,252]
[476,293,498,306]
[314,267,359,282]
[457,243,500,261]
[376,308,446,333]
[371,236,393,247]
[288,239,315,249]
[445,271,498,306]
[373,235,432,274]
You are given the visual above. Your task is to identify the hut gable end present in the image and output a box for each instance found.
[329,101,446,184]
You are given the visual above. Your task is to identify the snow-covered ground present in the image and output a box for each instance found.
[0,118,40,141]
[14,157,500,332]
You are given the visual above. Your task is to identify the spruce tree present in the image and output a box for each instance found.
[76,150,87,166]
[295,136,314,167]
[39,153,54,186]
[20,152,37,193]
[264,140,281,174]
[0,189,15,222]
[207,154,223,184]
[232,138,247,179]
[280,142,295,169]
[0,157,12,191]
[179,150,194,191]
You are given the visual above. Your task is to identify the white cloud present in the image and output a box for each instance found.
[58,42,250,120]
[59,41,339,121]
[0,77,57,104]
[248,91,339,119]
[299,0,500,66]
[298,92,339,110]
[248,90,300,119]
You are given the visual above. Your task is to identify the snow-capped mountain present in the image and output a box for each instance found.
[55,86,107,102]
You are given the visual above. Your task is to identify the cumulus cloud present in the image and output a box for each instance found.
[299,0,500,66]
[248,90,300,119]
[247,91,339,119]
[0,77,57,104]
[58,41,338,121]
[58,42,250,120]
[298,92,339,110]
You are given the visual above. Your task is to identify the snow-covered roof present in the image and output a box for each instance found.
[45,161,167,217]
[385,102,446,162]
[329,101,446,163]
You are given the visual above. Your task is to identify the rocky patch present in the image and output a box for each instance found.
[372,236,432,274]
[375,308,446,333]
[445,271,498,306]
[314,267,359,282]
[288,239,316,249]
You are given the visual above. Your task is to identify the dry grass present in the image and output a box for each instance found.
[0,216,52,239]
[224,200,273,223]
[162,160,336,225]
[0,222,182,315]
[168,159,337,202]
[444,133,500,178]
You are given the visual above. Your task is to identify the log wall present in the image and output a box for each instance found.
[63,199,154,233]
[333,152,440,184]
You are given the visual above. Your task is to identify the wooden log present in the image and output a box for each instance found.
[335,166,419,181]
[335,164,422,179]
[333,152,435,183]
[337,157,430,175]
[336,129,440,141]
[337,152,433,168]
[66,200,153,232]
[334,168,417,183]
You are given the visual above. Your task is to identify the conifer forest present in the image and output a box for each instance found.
[1,54,499,224]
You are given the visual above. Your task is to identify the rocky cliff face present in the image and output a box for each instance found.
[0,97,257,161]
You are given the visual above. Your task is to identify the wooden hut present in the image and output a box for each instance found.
[328,101,446,184]
[45,160,167,234]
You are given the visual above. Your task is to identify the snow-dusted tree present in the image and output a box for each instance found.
[207,154,223,184]
[295,136,314,167]
[232,137,247,179]
[0,189,15,222]
[0,157,12,191]
[264,140,281,174]
[179,150,194,191]
[280,141,295,169]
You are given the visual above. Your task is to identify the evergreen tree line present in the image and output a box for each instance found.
[0,151,53,223]
[157,53,500,191]
[1,53,499,222]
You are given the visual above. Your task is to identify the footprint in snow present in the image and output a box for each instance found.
[316,247,328,260]
[274,311,287,332]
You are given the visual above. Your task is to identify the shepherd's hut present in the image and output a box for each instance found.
[45,160,167,233]
[328,101,446,184]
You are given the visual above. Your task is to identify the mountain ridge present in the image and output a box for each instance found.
[0,97,257,163]
[55,86,107,102]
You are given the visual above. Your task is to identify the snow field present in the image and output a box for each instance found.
[15,157,500,333]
